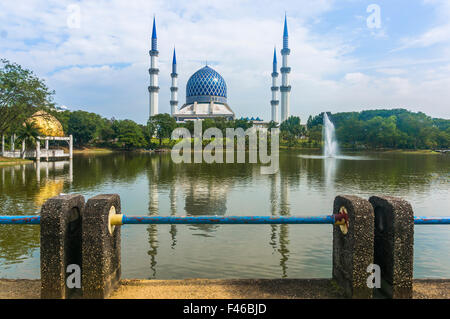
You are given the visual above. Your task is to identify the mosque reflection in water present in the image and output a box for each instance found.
[2,151,446,279]
[144,155,293,278]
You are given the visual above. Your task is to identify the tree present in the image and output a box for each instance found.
[234,118,253,131]
[68,111,97,146]
[16,121,40,149]
[0,59,55,135]
[112,120,146,149]
[147,113,177,146]
[280,116,302,147]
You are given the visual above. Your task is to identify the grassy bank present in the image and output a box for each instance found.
[0,157,33,166]
[72,147,115,154]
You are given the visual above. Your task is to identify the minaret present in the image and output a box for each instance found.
[170,48,178,116]
[280,14,291,122]
[148,17,159,118]
[271,47,279,123]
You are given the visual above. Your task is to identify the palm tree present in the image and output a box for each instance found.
[17,121,40,158]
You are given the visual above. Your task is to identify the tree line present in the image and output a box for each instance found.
[306,109,450,149]
[1,59,449,151]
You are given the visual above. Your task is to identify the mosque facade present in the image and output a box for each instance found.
[148,15,291,123]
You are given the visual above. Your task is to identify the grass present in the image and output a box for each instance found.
[0,157,33,166]
[71,147,114,154]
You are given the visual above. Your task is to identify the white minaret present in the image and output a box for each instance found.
[271,47,279,123]
[280,14,291,122]
[148,17,159,118]
[170,48,178,116]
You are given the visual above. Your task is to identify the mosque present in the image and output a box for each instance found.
[148,15,291,124]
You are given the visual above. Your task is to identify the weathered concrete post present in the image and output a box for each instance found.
[40,194,85,299]
[369,196,414,299]
[36,137,41,161]
[21,140,26,159]
[82,194,121,298]
[69,135,73,159]
[332,195,374,298]
[45,138,49,161]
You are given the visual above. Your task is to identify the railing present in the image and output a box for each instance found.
[1,193,450,300]
[1,214,449,225]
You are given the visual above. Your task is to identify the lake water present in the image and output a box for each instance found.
[0,151,449,279]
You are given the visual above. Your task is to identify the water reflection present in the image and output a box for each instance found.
[1,151,449,279]
[0,160,72,276]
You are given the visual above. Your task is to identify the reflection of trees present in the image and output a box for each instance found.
[297,152,446,194]
[0,162,70,266]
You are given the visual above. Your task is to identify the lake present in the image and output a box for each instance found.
[0,151,449,279]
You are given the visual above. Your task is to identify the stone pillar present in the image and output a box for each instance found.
[82,194,121,298]
[40,194,85,299]
[69,135,73,159]
[22,140,26,159]
[36,137,40,161]
[45,138,49,161]
[332,195,374,298]
[369,196,414,299]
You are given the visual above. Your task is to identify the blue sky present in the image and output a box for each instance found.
[1,0,449,123]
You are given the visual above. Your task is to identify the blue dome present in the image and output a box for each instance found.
[186,66,227,104]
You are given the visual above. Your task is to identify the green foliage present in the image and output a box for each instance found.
[16,121,39,149]
[280,116,304,147]
[112,120,146,149]
[67,111,98,146]
[181,118,253,135]
[148,113,177,146]
[307,109,450,149]
[0,59,55,135]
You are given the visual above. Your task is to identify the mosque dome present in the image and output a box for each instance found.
[26,110,65,137]
[186,66,227,104]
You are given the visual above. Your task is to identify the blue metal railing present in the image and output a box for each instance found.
[121,215,335,224]
[0,216,40,224]
[1,215,450,225]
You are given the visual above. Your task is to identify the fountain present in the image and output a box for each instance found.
[322,113,339,157]
[299,112,370,161]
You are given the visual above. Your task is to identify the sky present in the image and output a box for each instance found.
[1,0,450,124]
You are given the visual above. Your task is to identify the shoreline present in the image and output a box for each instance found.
[0,157,34,166]
[69,147,446,154]
[0,278,448,299]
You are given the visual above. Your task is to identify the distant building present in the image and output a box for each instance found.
[148,15,292,124]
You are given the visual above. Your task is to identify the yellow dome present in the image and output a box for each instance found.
[26,110,64,137]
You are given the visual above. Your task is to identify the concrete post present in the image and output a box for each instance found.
[369,196,414,299]
[82,194,121,298]
[45,138,49,161]
[36,137,40,161]
[21,140,26,159]
[40,194,85,299]
[69,135,73,159]
[332,195,374,298]
[11,135,15,152]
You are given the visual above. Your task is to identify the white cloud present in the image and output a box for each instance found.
[0,0,449,123]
